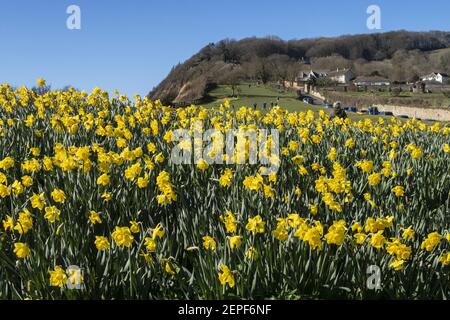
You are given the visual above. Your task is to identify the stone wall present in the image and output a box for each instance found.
[374,104,450,121]
[310,90,327,101]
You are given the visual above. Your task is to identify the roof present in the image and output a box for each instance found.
[297,69,329,80]
[422,72,449,78]
[311,69,329,75]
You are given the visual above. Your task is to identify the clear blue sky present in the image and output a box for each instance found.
[0,0,449,96]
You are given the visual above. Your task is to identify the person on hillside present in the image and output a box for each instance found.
[331,101,347,119]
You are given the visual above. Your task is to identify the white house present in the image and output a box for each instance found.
[421,72,449,84]
[327,69,354,84]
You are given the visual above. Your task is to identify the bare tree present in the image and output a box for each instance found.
[267,54,291,88]
[224,68,243,97]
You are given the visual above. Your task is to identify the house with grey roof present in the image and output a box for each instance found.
[420,72,449,84]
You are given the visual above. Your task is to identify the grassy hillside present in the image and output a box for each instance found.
[201,83,396,121]
[203,83,314,112]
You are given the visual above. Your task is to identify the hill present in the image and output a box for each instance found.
[148,31,450,105]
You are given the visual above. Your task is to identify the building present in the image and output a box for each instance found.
[420,72,449,84]
[353,76,392,87]
[296,69,354,85]
[296,70,328,84]
[327,69,354,84]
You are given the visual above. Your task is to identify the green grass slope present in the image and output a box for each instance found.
[201,83,399,121]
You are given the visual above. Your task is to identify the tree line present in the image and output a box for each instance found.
[149,31,450,104]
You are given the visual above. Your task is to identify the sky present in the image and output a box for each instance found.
[0,0,450,96]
